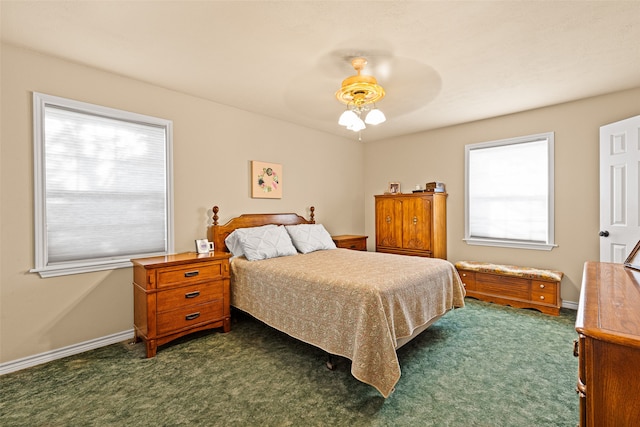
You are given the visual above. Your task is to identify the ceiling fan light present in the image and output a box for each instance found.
[365,108,386,125]
[339,109,359,126]
[347,117,366,132]
[336,58,387,137]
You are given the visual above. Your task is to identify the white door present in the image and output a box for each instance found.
[600,115,640,262]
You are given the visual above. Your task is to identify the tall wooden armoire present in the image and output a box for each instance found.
[374,192,447,259]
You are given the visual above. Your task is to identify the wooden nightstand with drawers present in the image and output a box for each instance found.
[132,252,231,358]
[331,235,368,251]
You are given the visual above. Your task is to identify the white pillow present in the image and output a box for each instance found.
[225,224,277,258]
[285,224,337,254]
[235,225,297,261]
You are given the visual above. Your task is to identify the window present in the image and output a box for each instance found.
[32,93,174,277]
[464,132,555,251]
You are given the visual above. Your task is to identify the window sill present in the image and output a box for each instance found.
[463,238,557,251]
[30,259,134,278]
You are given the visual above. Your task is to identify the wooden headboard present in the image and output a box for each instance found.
[207,206,315,253]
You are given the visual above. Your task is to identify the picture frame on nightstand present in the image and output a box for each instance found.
[195,239,213,254]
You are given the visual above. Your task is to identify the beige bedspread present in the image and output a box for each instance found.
[230,248,466,397]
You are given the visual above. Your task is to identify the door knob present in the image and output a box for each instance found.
[599,230,609,237]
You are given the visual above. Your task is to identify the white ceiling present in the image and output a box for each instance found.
[2,1,640,142]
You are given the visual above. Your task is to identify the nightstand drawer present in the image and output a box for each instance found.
[338,239,367,251]
[157,262,224,288]
[157,281,224,312]
[156,300,224,335]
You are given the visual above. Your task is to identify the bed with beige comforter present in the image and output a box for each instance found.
[230,248,465,397]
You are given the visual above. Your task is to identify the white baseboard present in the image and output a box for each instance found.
[0,329,135,376]
[562,300,579,310]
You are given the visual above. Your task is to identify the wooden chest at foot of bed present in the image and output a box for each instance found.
[455,261,563,316]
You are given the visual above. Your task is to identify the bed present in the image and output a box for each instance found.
[207,206,465,397]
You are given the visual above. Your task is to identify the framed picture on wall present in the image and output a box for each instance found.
[251,161,282,199]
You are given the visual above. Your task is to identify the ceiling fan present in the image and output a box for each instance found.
[335,57,387,132]
[283,46,441,140]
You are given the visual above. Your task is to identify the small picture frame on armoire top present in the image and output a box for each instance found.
[624,240,640,271]
[388,182,400,194]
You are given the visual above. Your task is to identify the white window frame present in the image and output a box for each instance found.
[464,132,556,251]
[31,92,174,278]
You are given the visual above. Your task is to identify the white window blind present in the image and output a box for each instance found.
[464,133,555,251]
[32,93,174,277]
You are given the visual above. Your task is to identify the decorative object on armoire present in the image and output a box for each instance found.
[335,57,386,132]
[375,192,447,259]
[425,181,445,192]
[251,160,282,199]
[386,182,400,194]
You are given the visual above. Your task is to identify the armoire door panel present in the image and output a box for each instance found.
[402,197,431,250]
[376,198,402,247]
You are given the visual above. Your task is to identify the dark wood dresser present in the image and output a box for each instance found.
[132,252,231,357]
[575,261,640,426]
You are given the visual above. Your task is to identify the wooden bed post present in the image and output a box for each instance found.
[310,206,315,223]
[212,206,219,226]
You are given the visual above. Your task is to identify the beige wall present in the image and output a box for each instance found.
[0,44,364,364]
[3,41,640,367]
[364,87,640,304]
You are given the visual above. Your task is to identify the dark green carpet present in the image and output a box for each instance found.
[0,299,578,426]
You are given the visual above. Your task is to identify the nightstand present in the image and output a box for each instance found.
[132,251,231,358]
[331,235,368,251]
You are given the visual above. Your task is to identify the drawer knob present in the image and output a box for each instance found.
[184,270,199,278]
[185,291,200,299]
[539,284,545,289]
[185,312,201,321]
[539,295,545,300]
[412,216,418,225]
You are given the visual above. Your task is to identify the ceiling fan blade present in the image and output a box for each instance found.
[284,48,442,123]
